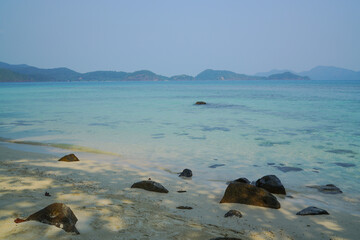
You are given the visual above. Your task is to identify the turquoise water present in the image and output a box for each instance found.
[1,80,360,210]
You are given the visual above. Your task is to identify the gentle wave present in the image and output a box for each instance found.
[0,137,120,156]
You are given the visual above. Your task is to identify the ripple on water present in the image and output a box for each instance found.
[334,162,356,168]
[326,149,357,155]
[257,141,291,147]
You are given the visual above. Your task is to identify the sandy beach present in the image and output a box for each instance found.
[0,143,359,240]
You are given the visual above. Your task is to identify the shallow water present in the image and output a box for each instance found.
[1,80,359,212]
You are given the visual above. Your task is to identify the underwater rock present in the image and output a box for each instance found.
[220,182,280,209]
[131,180,169,193]
[15,203,79,234]
[334,162,356,167]
[275,166,303,173]
[58,154,79,162]
[326,149,356,155]
[179,169,193,177]
[209,164,225,168]
[224,209,242,218]
[296,206,329,216]
[307,184,342,194]
[255,175,286,195]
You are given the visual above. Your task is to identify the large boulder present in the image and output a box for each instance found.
[58,154,79,162]
[131,180,169,193]
[179,169,193,178]
[220,182,280,209]
[15,203,79,234]
[296,206,329,216]
[255,175,286,195]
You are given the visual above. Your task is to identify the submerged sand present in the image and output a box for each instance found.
[0,144,359,240]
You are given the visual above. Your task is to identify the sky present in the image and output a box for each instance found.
[0,0,360,76]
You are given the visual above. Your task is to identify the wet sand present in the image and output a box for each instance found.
[0,144,359,240]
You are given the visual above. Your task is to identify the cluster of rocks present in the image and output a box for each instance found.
[15,154,340,235]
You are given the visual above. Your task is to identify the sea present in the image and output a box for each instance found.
[1,80,359,213]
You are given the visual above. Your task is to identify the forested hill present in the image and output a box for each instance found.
[0,62,311,82]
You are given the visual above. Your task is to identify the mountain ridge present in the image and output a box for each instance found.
[3,61,359,82]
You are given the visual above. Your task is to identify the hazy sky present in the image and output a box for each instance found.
[1,0,359,76]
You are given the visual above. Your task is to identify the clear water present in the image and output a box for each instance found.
[1,80,359,211]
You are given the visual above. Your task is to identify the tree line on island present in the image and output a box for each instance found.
[1,61,359,82]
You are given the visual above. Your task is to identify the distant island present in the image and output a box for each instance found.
[0,61,358,82]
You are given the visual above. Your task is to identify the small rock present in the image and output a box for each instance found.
[58,154,79,162]
[45,192,51,197]
[233,177,250,184]
[307,184,342,194]
[177,190,187,193]
[224,210,242,218]
[220,182,281,209]
[296,206,329,216]
[16,203,79,234]
[256,175,286,195]
[195,101,207,105]
[179,169,193,177]
[176,206,193,210]
[131,180,169,193]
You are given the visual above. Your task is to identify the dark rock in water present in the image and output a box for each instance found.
[233,177,250,184]
[58,154,79,162]
[224,209,242,218]
[220,182,281,209]
[179,168,193,177]
[195,101,207,105]
[276,166,303,173]
[176,206,193,210]
[267,162,276,166]
[25,203,79,234]
[45,192,51,197]
[334,162,356,168]
[307,184,342,194]
[255,175,286,195]
[209,164,225,168]
[131,180,169,193]
[177,190,187,193]
[296,206,329,216]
